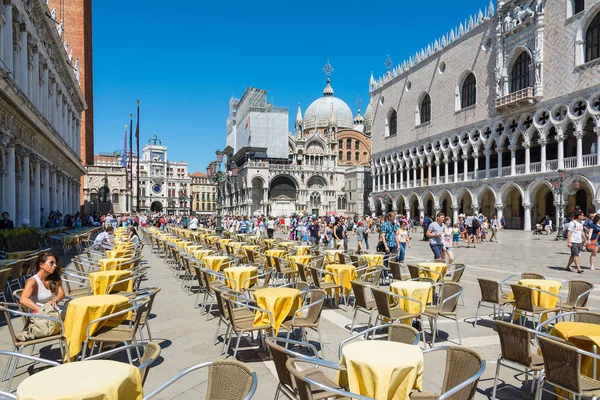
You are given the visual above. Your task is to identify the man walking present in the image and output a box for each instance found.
[308,218,320,246]
[380,212,398,267]
[427,212,445,260]
[566,211,585,273]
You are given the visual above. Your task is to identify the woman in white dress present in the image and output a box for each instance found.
[20,253,65,312]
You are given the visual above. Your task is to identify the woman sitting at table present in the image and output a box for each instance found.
[128,226,141,244]
[20,252,65,313]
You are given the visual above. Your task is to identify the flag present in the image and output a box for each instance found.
[121,126,127,167]
[129,115,133,188]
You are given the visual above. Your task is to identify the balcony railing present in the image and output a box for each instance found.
[495,87,536,109]
[584,154,597,166]
[530,162,541,173]
[564,157,577,169]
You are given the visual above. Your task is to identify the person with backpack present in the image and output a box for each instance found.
[426,212,446,260]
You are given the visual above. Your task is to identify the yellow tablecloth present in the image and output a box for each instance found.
[263,239,276,243]
[89,271,133,295]
[177,241,193,248]
[193,249,214,261]
[5,250,35,260]
[114,243,135,251]
[16,359,143,400]
[218,238,233,245]
[228,241,246,250]
[339,341,423,400]
[294,245,312,256]
[390,281,432,315]
[185,245,203,254]
[417,262,447,282]
[98,258,132,272]
[324,264,356,295]
[361,254,384,267]
[253,288,301,334]
[224,266,258,291]
[324,249,344,263]
[63,294,130,359]
[265,249,287,258]
[278,241,296,248]
[511,279,562,323]
[287,255,313,270]
[550,322,600,380]
[203,255,231,272]
[105,249,134,259]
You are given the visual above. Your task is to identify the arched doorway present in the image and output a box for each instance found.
[457,188,473,216]
[151,201,163,213]
[98,186,111,213]
[375,197,383,216]
[396,196,406,216]
[479,186,496,219]
[251,178,264,216]
[566,178,594,216]
[269,176,297,216]
[438,190,452,219]
[504,185,524,229]
[531,183,556,227]
[409,195,420,219]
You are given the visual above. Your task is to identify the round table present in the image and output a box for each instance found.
[253,288,301,334]
[324,249,344,263]
[265,249,287,258]
[16,359,143,400]
[517,279,562,308]
[104,250,134,259]
[218,238,233,245]
[63,294,130,360]
[325,264,356,295]
[89,270,133,295]
[203,256,231,272]
[339,341,424,400]
[287,255,313,270]
[98,258,132,272]
[294,245,312,256]
[361,254,384,266]
[224,266,258,291]
[390,281,432,314]
[417,262,447,282]
[193,249,213,261]
[550,321,600,380]
[278,241,296,248]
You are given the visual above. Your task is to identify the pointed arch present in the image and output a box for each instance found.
[526,178,554,203]
[499,181,526,203]
[407,192,422,209]
[476,184,498,205]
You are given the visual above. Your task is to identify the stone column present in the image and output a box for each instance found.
[595,127,600,166]
[19,149,30,226]
[497,148,503,177]
[18,22,27,93]
[435,161,440,185]
[50,169,57,211]
[462,155,468,182]
[473,151,479,178]
[427,163,432,186]
[2,3,12,73]
[557,133,565,169]
[31,45,39,108]
[523,202,532,231]
[42,64,48,118]
[524,143,531,174]
[399,167,404,189]
[50,80,56,127]
[484,150,491,178]
[540,139,547,172]
[575,130,583,168]
[58,174,63,213]
[412,165,417,188]
[444,159,449,183]
[32,157,40,227]
[393,167,397,190]
[496,204,504,224]
[554,201,560,229]
[509,145,517,176]
[452,205,459,225]
[5,140,16,219]
[453,157,458,183]
[371,172,376,192]
[419,206,424,219]
[420,165,424,187]
[42,163,50,223]
[57,93,63,137]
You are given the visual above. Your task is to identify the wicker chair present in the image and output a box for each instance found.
[280,289,326,355]
[510,284,560,329]
[446,264,466,284]
[143,359,258,400]
[491,321,544,398]
[370,287,423,329]
[274,257,297,285]
[308,266,345,307]
[294,262,313,284]
[212,286,254,354]
[423,282,463,346]
[334,252,347,264]
[574,311,600,324]
[389,261,408,281]
[242,270,273,294]
[349,280,377,333]
[0,267,13,303]
[266,337,336,400]
[338,323,420,358]
[521,272,544,280]
[473,278,514,327]
[85,342,162,385]
[535,335,600,400]
[285,358,374,400]
[411,346,485,400]
[560,280,594,312]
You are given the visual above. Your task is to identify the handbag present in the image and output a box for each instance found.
[16,303,61,341]
[587,237,598,251]
[377,240,386,252]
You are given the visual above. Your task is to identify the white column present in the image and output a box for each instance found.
[435,161,440,185]
[496,204,504,223]
[20,150,30,226]
[576,130,583,168]
[50,169,57,211]
[6,141,16,219]
[18,23,27,93]
[419,206,424,219]
[371,172,376,192]
[412,165,417,188]
[524,143,531,174]
[393,168,397,190]
[50,80,56,127]
[453,157,458,183]
[484,150,491,178]
[510,145,517,176]
[75,120,81,157]
[596,127,600,166]
[63,102,68,142]
[57,94,63,137]
[452,205,459,225]
[32,45,39,108]
[473,152,479,178]
[444,159,449,183]
[399,167,404,188]
[2,3,12,73]
[462,155,468,182]
[42,66,48,118]
[557,133,565,169]
[540,139,547,172]
[42,163,50,222]
[58,174,63,213]
[420,165,424,187]
[523,203,532,231]
[497,148,503,177]
[33,157,40,227]
[427,163,432,186]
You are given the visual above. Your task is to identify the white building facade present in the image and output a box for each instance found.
[82,154,132,215]
[370,0,600,230]
[0,0,86,226]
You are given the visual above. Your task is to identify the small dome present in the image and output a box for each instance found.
[364,101,373,135]
[304,79,354,130]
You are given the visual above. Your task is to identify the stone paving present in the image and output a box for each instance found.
[0,228,598,399]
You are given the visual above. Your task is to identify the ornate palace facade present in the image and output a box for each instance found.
[370,0,600,230]
[0,0,86,226]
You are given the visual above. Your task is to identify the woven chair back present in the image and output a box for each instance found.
[351,280,370,309]
[511,284,535,312]
[449,264,466,283]
[389,261,403,281]
[206,360,256,400]
[568,280,593,307]
[0,268,12,292]
[441,347,484,400]
[495,320,533,367]
[371,287,392,319]
[407,264,420,280]
[521,273,544,280]
[140,342,161,385]
[388,324,419,345]
[304,289,326,324]
[265,339,295,389]
[477,278,501,303]
[538,335,581,393]
[573,311,600,324]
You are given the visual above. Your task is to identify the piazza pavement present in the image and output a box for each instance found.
[1,228,598,399]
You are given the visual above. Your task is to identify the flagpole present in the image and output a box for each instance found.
[129,113,133,211]
[136,100,140,212]
[123,124,128,211]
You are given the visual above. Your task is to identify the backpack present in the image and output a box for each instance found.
[472,218,481,230]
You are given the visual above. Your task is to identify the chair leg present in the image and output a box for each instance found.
[214,318,223,345]
[146,323,153,341]
[491,357,501,399]
[233,332,243,359]
[2,345,17,382]
[455,316,462,345]
[473,301,481,327]
[534,374,545,400]
[350,308,358,333]
[6,347,23,392]
[221,324,232,354]
[432,318,438,347]
[317,327,324,358]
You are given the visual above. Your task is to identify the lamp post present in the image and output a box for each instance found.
[178,190,191,216]
[550,168,579,241]
[207,149,239,236]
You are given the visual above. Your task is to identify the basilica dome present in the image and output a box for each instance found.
[303,79,354,131]
[364,100,373,135]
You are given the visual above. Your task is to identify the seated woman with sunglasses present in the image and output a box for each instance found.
[20,252,65,313]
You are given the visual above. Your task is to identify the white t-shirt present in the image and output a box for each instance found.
[189,217,198,229]
[267,220,274,229]
[568,220,584,244]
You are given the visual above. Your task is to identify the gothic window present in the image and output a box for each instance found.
[386,109,398,136]
[420,94,431,124]
[461,73,477,108]
[112,193,119,204]
[99,187,110,203]
[90,192,98,204]
[586,12,600,62]
[511,52,531,93]
[574,0,585,15]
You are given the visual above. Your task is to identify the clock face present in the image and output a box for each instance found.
[152,184,162,194]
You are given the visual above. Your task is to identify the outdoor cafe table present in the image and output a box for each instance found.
[324,264,356,295]
[63,294,131,360]
[361,253,384,266]
[294,245,312,256]
[287,255,313,269]
[193,249,214,261]
[113,243,135,251]
[177,240,193,248]
[89,270,133,295]
[16,359,143,400]
[98,258,132,272]
[253,287,302,334]
[224,266,258,291]
[203,255,231,272]
[265,249,287,259]
[417,262,448,282]
[278,241,296,248]
[185,245,203,254]
[324,249,344,263]
[338,340,424,400]
[218,238,233,246]
[390,281,432,315]
[550,321,600,380]
[105,249,134,259]
[228,241,246,250]
[510,279,562,322]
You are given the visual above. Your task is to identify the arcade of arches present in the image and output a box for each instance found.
[373,176,598,231]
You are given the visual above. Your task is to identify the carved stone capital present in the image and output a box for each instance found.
[17,147,31,159]
[495,204,504,210]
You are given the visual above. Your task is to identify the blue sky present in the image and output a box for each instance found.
[92,0,490,173]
